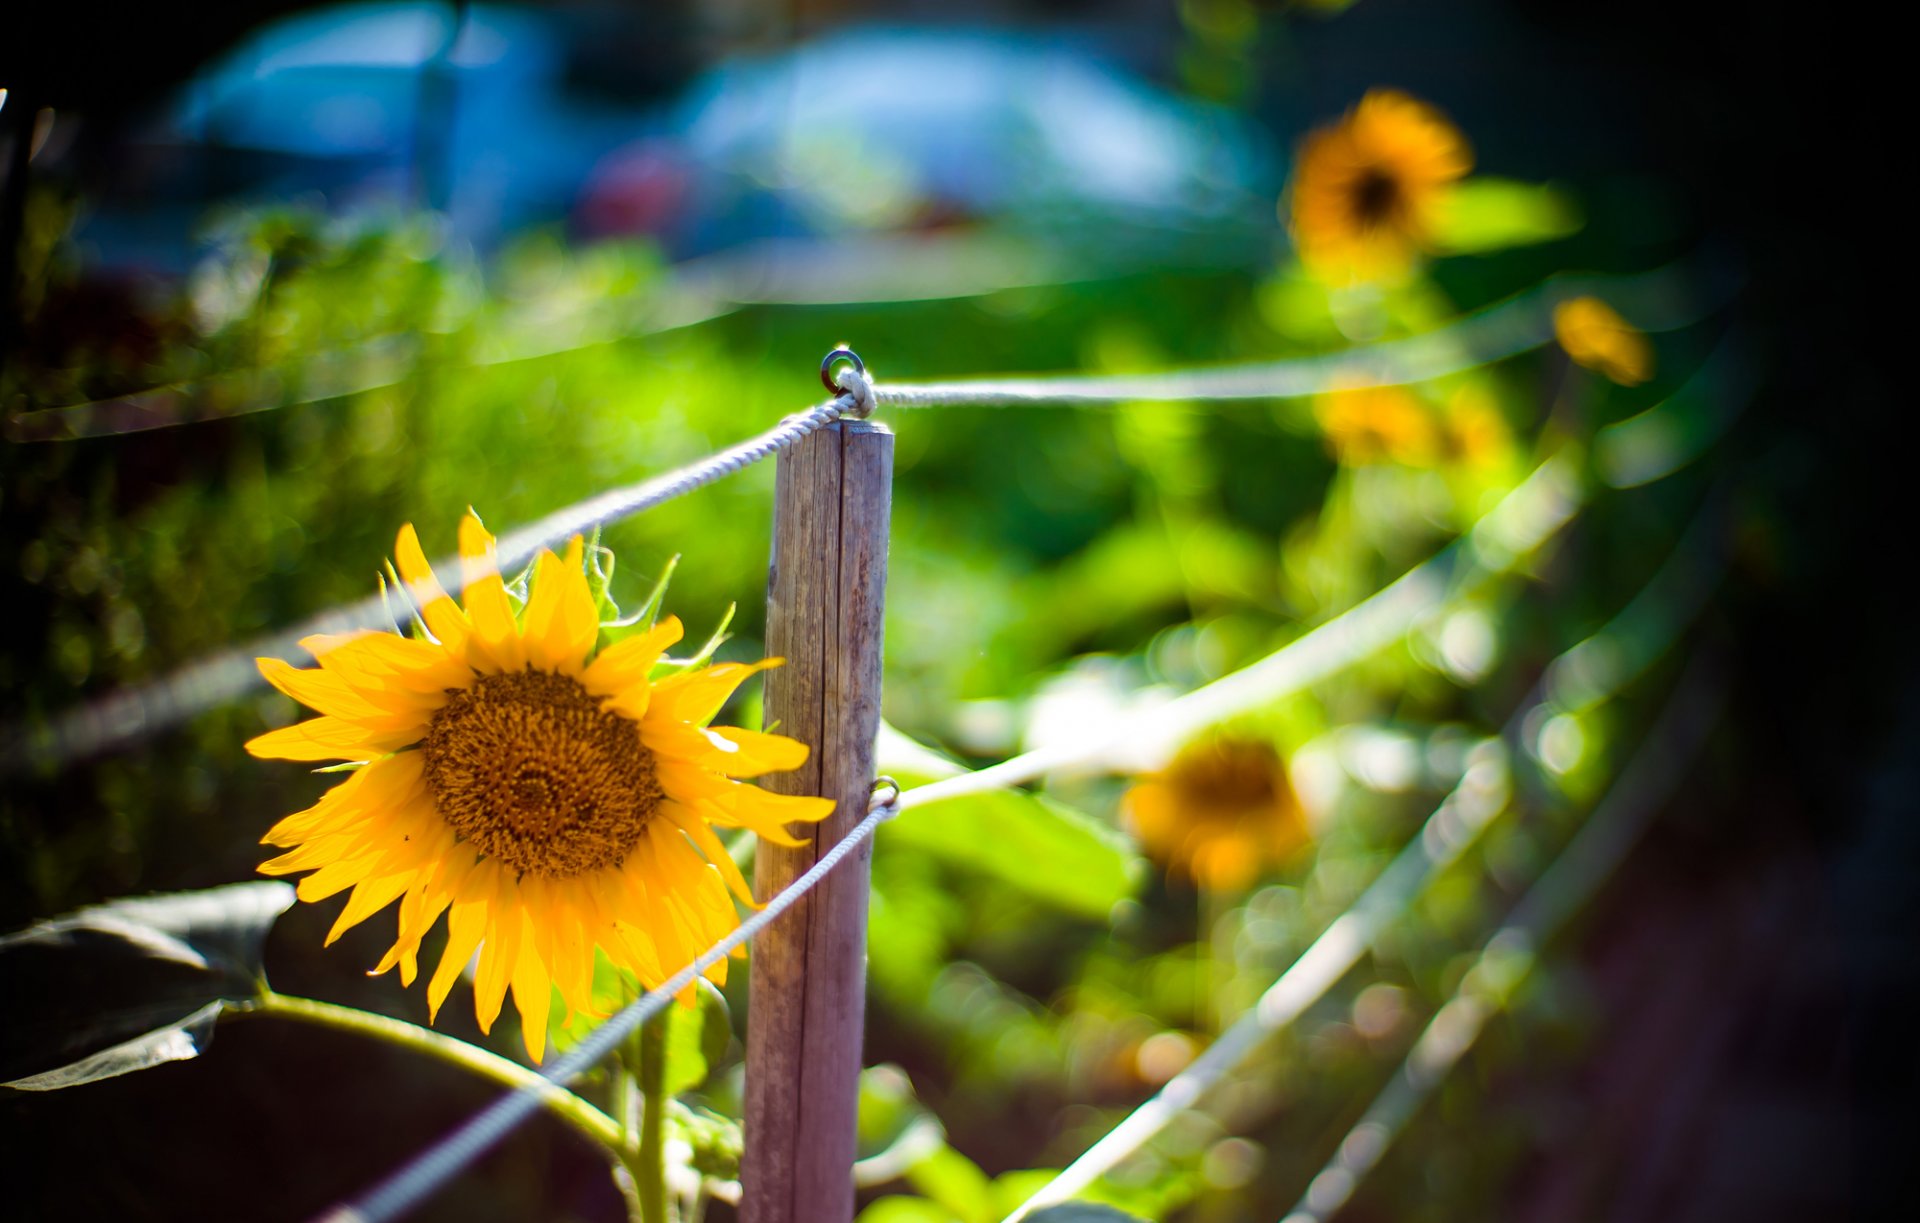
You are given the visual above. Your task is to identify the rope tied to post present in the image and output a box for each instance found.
[821,345,877,418]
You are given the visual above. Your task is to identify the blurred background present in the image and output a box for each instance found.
[1,1,1908,1221]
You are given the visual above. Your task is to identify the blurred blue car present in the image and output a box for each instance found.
[79,3,1280,267]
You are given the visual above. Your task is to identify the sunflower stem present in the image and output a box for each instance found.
[637,1009,673,1223]
[245,992,623,1153]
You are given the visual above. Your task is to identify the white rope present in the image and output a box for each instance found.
[7,261,1715,774]
[900,449,1582,814]
[871,266,1706,410]
[2,394,857,772]
[1278,656,1725,1223]
[313,791,901,1223]
[999,489,1729,1221]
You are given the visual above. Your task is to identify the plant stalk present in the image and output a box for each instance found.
[244,991,624,1153]
[637,1010,672,1223]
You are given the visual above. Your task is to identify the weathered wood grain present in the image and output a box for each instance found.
[741,418,893,1223]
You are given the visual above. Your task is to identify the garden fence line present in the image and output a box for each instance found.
[899,450,1580,812]
[318,785,904,1223]
[9,256,1712,445]
[1000,487,1730,1221]
[1278,653,1726,1223]
[3,263,1714,774]
[317,465,1725,1223]
[12,300,1742,1222]
[308,435,1599,1222]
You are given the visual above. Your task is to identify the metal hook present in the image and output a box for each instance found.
[869,774,901,812]
[820,346,865,395]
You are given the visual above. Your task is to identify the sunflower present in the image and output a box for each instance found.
[1553,296,1654,385]
[1289,89,1472,282]
[247,512,830,1061]
[1123,736,1308,892]
[1442,383,1513,469]
[1313,385,1439,466]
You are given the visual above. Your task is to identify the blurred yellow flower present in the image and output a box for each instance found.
[1288,89,1473,281]
[1553,296,1653,385]
[247,513,830,1061]
[1314,385,1439,466]
[1123,736,1308,892]
[1442,384,1512,468]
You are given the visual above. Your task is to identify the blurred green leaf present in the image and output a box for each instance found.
[0,881,294,1090]
[856,1199,963,1223]
[663,978,732,1096]
[670,1099,743,1181]
[989,1167,1198,1220]
[1430,178,1583,255]
[876,724,1143,919]
[906,1145,995,1223]
[856,1063,946,1174]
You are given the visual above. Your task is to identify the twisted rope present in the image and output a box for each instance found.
[1278,654,1726,1223]
[3,392,856,773]
[1001,489,1730,1221]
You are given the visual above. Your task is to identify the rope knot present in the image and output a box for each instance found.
[820,346,876,419]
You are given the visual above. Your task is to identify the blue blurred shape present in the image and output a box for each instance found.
[595,27,1279,255]
[83,6,1280,268]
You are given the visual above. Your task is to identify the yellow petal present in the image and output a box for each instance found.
[580,616,684,708]
[649,725,809,779]
[594,873,664,985]
[245,716,419,763]
[521,543,599,675]
[373,849,472,985]
[625,840,694,983]
[395,522,472,653]
[294,852,381,903]
[263,752,425,847]
[458,511,525,674]
[509,912,553,1064]
[660,801,757,908]
[646,659,779,728]
[473,872,523,1034]
[310,632,472,700]
[325,869,416,946]
[428,862,498,1023]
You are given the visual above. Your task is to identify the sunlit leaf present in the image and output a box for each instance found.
[877,723,1143,919]
[0,881,294,1090]
[663,978,731,1096]
[906,1145,995,1223]
[855,1199,963,1223]
[1429,178,1583,255]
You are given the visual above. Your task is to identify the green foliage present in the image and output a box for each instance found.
[662,981,734,1097]
[876,723,1144,920]
[1429,179,1584,255]
[0,125,1731,1223]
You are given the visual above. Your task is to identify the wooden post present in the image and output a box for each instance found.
[742,417,893,1223]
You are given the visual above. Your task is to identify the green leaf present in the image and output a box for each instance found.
[876,724,1142,919]
[906,1145,995,1223]
[991,1168,1194,1220]
[670,1099,743,1181]
[0,881,295,1090]
[855,1199,963,1223]
[662,978,732,1096]
[1429,178,1583,255]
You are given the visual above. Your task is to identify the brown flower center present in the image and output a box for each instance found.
[1351,166,1403,228]
[1168,739,1286,819]
[422,670,661,878]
